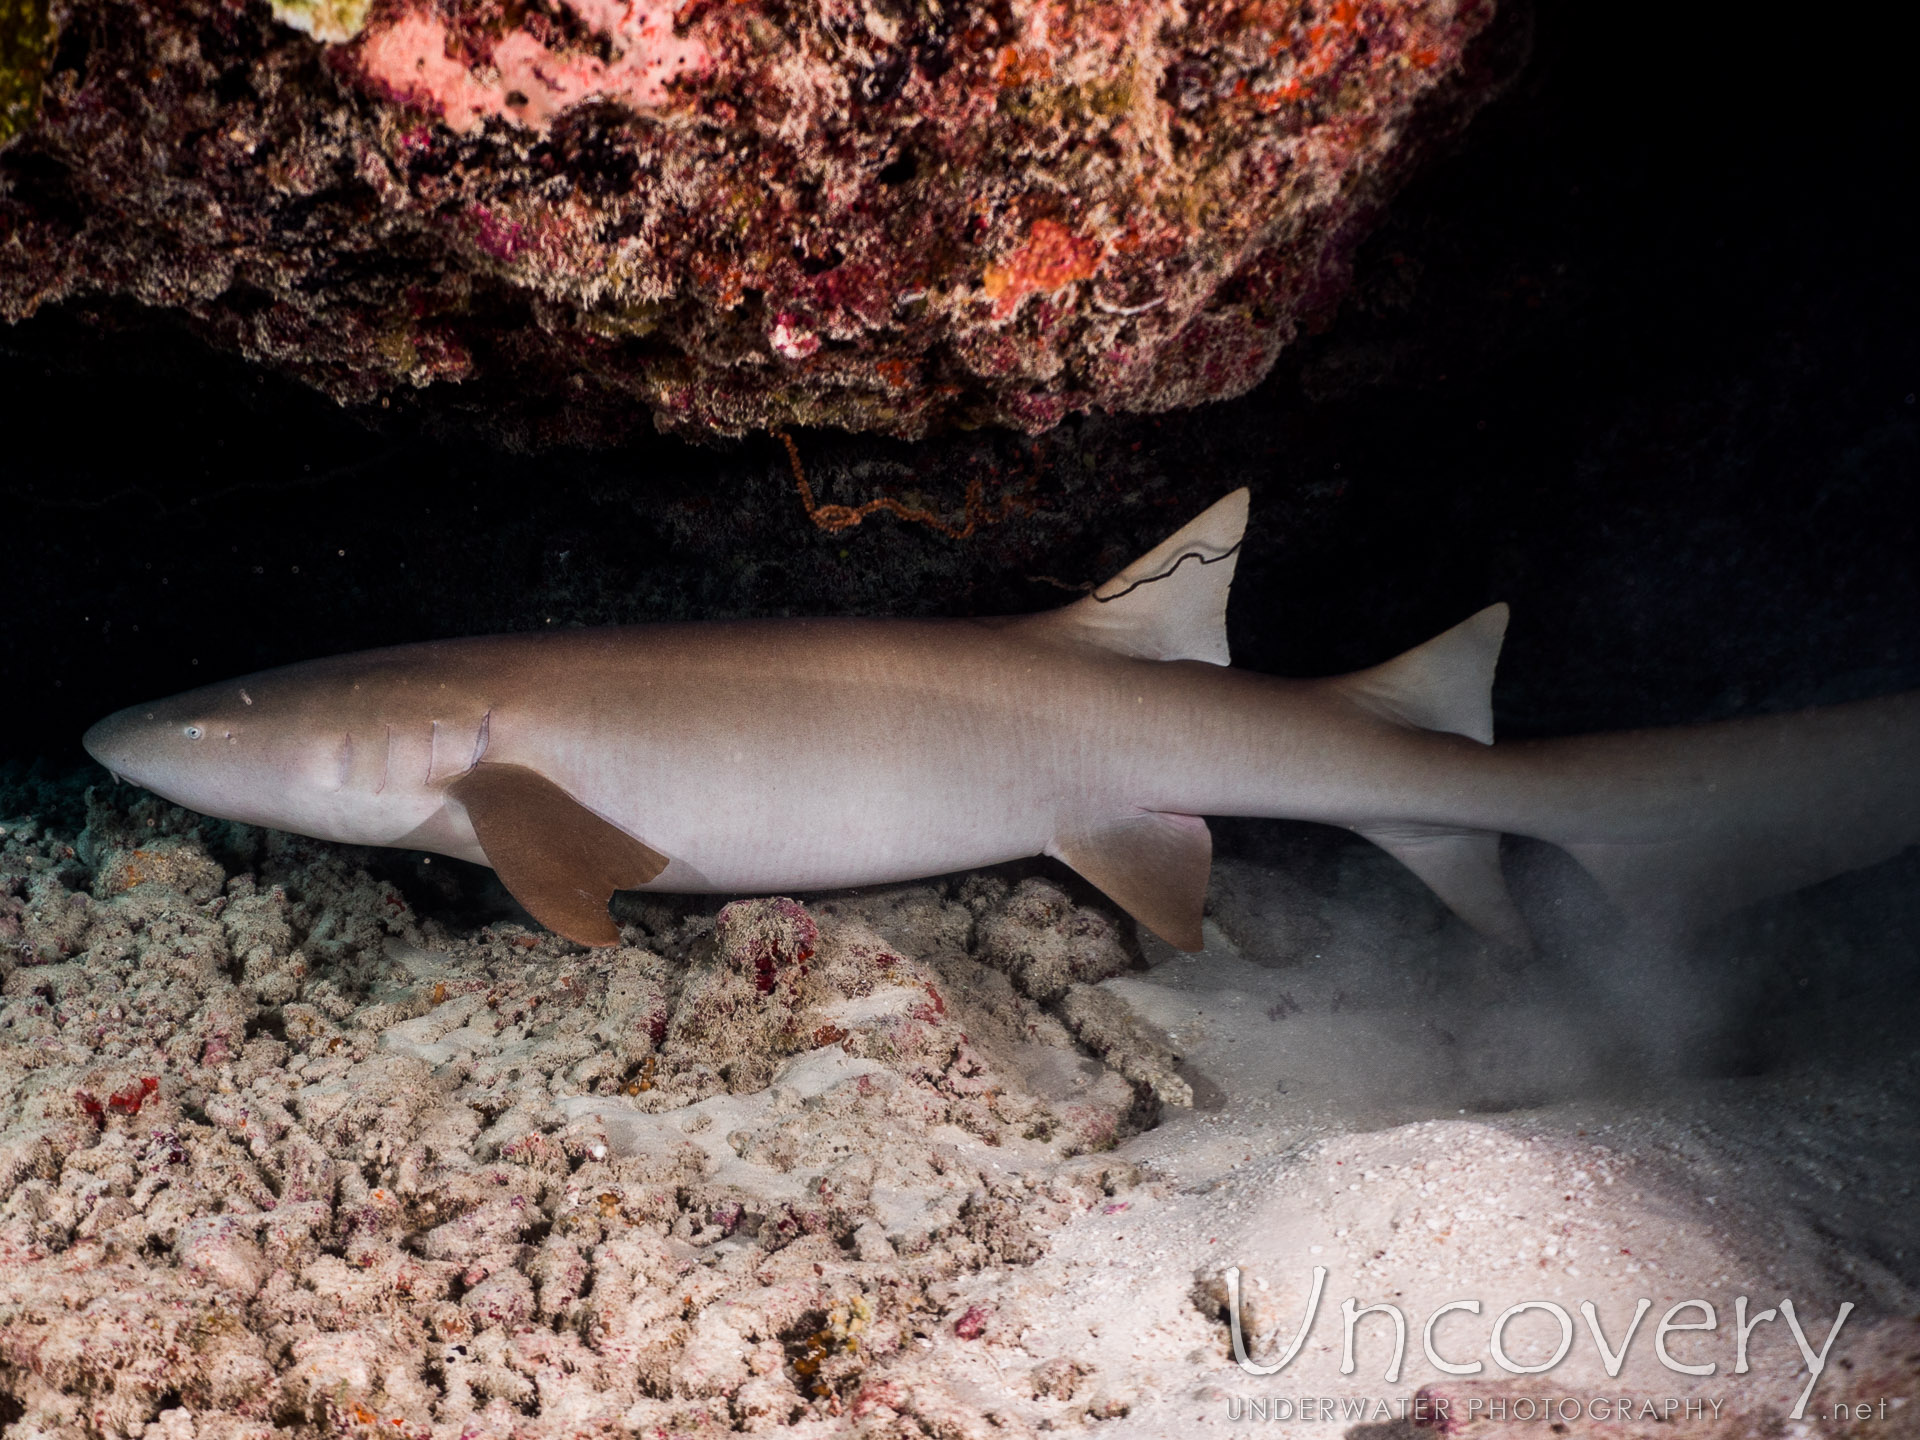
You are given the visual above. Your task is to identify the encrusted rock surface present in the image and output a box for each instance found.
[0,0,1512,440]
[0,794,1169,1438]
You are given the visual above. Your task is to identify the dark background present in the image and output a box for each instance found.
[4,0,1917,773]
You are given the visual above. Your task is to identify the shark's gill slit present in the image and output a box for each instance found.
[469,709,492,773]
[376,725,391,796]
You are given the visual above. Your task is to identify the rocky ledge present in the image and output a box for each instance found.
[0,0,1515,441]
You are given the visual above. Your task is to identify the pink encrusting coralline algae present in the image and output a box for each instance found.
[353,0,713,135]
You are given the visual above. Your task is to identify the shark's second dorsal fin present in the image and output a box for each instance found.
[1038,489,1249,665]
[1330,605,1524,948]
[1330,603,1510,745]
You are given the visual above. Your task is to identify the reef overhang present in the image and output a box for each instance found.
[0,0,1515,441]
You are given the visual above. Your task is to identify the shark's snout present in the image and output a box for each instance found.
[82,708,142,779]
[83,703,186,792]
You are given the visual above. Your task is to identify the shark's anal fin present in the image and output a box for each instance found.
[447,762,668,947]
[1355,823,1532,953]
[1051,811,1212,951]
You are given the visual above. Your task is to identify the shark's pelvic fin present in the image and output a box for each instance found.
[1355,823,1532,953]
[1051,810,1213,951]
[1042,488,1249,665]
[1333,602,1509,745]
[448,762,668,946]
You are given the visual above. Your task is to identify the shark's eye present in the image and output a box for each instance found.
[183,725,204,741]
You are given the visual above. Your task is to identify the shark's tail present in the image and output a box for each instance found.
[1325,605,1920,946]
[1512,692,1920,935]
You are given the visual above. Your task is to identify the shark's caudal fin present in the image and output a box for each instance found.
[1545,692,1920,936]
[1330,605,1533,949]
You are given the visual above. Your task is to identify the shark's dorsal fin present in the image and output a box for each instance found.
[448,762,668,946]
[1331,603,1509,745]
[1050,810,1213,951]
[1040,489,1249,665]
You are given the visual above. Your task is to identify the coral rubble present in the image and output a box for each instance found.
[0,793,1161,1437]
[0,0,1510,440]
[7,785,1920,1436]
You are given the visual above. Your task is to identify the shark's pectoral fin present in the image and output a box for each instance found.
[1355,823,1532,952]
[447,762,668,947]
[1051,811,1212,951]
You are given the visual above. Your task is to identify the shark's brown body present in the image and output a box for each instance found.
[83,491,1920,950]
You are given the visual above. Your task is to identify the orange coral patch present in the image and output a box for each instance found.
[981,219,1103,320]
[992,44,1053,88]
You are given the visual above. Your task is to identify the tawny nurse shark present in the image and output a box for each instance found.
[84,491,1920,951]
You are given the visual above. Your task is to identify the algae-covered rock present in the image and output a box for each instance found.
[0,0,52,147]
[0,0,1515,441]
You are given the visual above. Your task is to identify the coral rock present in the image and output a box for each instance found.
[975,877,1133,1003]
[173,1213,270,1296]
[0,791,1191,1437]
[663,897,821,1091]
[0,0,1509,439]
[463,1266,537,1329]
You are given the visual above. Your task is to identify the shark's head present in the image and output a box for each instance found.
[85,676,326,830]
[82,656,456,845]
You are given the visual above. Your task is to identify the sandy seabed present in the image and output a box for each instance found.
[2,786,1918,1440]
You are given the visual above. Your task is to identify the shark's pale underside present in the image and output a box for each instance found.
[84,490,1920,950]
